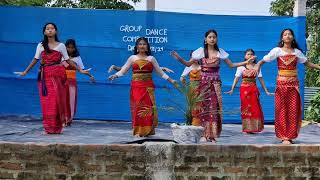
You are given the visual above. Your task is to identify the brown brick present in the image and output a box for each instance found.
[272,167,295,176]
[277,146,297,152]
[0,153,12,161]
[220,145,247,153]
[25,162,48,171]
[175,176,186,180]
[209,154,233,166]
[259,155,281,166]
[16,172,39,180]
[308,155,320,166]
[123,175,147,180]
[247,167,271,176]
[197,167,220,173]
[70,154,91,162]
[234,154,257,165]
[174,166,195,173]
[54,164,75,173]
[0,171,14,179]
[258,177,282,180]
[123,156,145,164]
[0,162,23,170]
[55,174,67,180]
[81,164,102,172]
[106,164,128,172]
[71,174,95,180]
[284,177,308,180]
[96,154,121,162]
[80,145,105,154]
[109,144,144,153]
[223,167,246,174]
[211,176,233,180]
[174,145,199,155]
[246,145,273,153]
[129,165,146,173]
[298,146,320,153]
[184,156,207,165]
[198,145,222,153]
[237,176,260,180]
[97,174,123,180]
[295,167,320,176]
[282,154,307,166]
[188,176,208,180]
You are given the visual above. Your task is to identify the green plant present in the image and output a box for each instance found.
[305,89,320,122]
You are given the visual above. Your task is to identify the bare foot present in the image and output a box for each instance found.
[200,137,207,143]
[282,140,292,145]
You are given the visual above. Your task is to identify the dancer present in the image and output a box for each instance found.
[225,49,274,133]
[171,50,202,126]
[65,39,95,126]
[172,29,253,142]
[108,37,177,137]
[258,28,320,144]
[14,23,89,134]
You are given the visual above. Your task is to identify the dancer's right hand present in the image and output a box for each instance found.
[170,51,179,59]
[180,76,186,84]
[246,56,256,64]
[107,65,115,73]
[108,74,118,81]
[224,90,233,95]
[14,71,27,76]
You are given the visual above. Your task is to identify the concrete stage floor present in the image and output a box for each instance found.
[0,117,319,144]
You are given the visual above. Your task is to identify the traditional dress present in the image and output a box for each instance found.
[263,47,307,140]
[181,64,202,126]
[192,47,229,139]
[235,66,264,133]
[115,55,169,136]
[35,43,70,134]
[65,56,85,125]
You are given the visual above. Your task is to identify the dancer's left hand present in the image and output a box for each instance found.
[161,67,174,73]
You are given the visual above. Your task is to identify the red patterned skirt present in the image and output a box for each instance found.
[275,79,301,140]
[240,83,264,133]
[38,65,70,134]
[130,79,157,136]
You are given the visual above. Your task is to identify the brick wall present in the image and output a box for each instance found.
[0,142,319,180]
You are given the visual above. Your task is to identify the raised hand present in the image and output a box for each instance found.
[161,67,174,73]
[224,89,234,95]
[108,74,118,81]
[13,71,27,76]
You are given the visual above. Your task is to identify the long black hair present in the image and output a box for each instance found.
[277,28,302,51]
[244,48,257,64]
[203,29,220,59]
[42,22,59,53]
[133,37,152,56]
[65,39,80,57]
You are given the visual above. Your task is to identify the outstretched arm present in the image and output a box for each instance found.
[14,58,39,76]
[224,76,240,95]
[258,77,274,96]
[170,51,196,67]
[107,65,122,73]
[224,56,256,68]
[304,61,320,70]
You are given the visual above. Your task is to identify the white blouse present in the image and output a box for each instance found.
[115,55,169,80]
[235,66,262,78]
[263,47,307,63]
[191,47,229,60]
[180,64,201,77]
[70,56,85,69]
[34,42,69,61]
